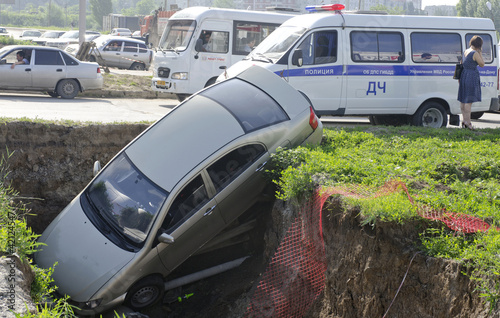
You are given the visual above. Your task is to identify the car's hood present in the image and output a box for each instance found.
[35,197,136,301]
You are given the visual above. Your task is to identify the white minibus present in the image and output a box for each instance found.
[151,7,295,101]
[221,4,500,127]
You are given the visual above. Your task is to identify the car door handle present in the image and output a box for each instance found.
[56,69,62,72]
[25,68,31,72]
[204,205,217,216]
[255,161,268,172]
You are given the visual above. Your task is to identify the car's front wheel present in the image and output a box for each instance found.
[130,62,145,71]
[125,276,164,310]
[56,79,80,99]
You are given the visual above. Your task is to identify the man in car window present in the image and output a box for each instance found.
[11,51,29,69]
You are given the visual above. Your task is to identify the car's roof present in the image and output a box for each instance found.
[1,45,64,51]
[97,35,147,44]
[125,66,307,191]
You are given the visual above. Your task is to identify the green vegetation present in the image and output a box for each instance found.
[266,126,500,309]
[0,152,77,317]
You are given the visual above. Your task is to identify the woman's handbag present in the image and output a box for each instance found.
[453,62,463,80]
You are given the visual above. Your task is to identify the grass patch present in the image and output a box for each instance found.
[266,126,500,309]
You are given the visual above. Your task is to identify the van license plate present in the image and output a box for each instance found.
[157,80,166,86]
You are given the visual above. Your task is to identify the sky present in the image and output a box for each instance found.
[421,0,459,9]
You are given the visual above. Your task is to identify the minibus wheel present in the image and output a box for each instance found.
[412,102,447,128]
[125,275,164,310]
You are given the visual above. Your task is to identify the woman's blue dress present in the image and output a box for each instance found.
[457,50,481,103]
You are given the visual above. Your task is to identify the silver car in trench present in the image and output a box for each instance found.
[34,65,323,315]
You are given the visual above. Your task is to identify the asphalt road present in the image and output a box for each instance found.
[0,91,500,128]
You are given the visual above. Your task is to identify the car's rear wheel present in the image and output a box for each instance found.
[412,101,447,128]
[56,79,79,99]
[130,62,145,71]
[125,276,164,310]
[47,91,59,98]
[471,111,484,120]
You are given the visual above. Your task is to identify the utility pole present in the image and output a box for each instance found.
[79,0,86,44]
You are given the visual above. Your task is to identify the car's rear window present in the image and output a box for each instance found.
[200,78,288,133]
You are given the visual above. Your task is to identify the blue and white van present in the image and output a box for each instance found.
[221,4,499,127]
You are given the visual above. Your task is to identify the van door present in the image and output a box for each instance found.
[191,20,231,90]
[156,173,226,271]
[286,29,343,116]
[345,30,408,115]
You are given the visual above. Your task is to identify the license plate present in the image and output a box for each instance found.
[157,80,166,86]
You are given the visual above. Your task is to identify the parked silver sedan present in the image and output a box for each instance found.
[0,45,103,99]
[35,65,322,315]
[89,35,152,70]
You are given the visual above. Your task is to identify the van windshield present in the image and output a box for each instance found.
[159,20,196,51]
[84,153,168,246]
[250,26,306,61]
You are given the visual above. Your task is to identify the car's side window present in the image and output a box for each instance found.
[61,52,78,66]
[123,42,138,53]
[207,144,266,193]
[138,43,148,53]
[162,175,209,233]
[35,50,64,65]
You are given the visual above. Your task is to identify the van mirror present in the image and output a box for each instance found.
[194,38,204,52]
[292,49,303,67]
[93,160,101,177]
[158,233,175,244]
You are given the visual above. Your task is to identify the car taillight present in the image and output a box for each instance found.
[309,106,319,130]
[97,67,101,73]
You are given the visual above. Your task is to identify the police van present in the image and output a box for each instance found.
[151,7,295,101]
[220,4,499,127]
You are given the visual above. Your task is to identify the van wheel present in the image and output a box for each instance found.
[205,77,217,87]
[130,62,145,71]
[125,276,164,310]
[412,102,447,128]
[471,111,484,120]
[176,94,190,102]
[56,79,79,99]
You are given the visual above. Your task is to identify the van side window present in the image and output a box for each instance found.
[162,175,209,233]
[207,144,266,193]
[466,33,493,63]
[233,21,281,55]
[351,31,404,63]
[199,30,229,53]
[411,33,462,63]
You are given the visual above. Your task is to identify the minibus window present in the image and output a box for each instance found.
[465,33,493,63]
[351,31,403,63]
[85,153,167,245]
[411,32,462,63]
[251,26,306,61]
[233,21,282,55]
[159,20,196,51]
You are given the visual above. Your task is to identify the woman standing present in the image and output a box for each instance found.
[457,35,485,130]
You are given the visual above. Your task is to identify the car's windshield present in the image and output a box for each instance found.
[158,19,196,51]
[85,153,168,245]
[250,26,306,61]
[61,31,78,39]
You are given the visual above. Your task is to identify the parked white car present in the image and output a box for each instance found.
[111,28,132,37]
[0,27,11,38]
[45,30,101,49]
[0,45,103,98]
[31,31,66,46]
[34,65,322,315]
[18,29,42,41]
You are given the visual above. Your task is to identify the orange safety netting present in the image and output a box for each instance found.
[244,180,493,317]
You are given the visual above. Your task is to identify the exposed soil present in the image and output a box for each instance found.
[2,121,499,318]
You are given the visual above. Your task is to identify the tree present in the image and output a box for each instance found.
[90,0,112,29]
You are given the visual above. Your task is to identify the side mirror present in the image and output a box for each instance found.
[158,233,175,244]
[292,49,303,67]
[194,38,204,52]
[93,160,101,177]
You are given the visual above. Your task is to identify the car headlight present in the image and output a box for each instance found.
[171,72,188,80]
[72,298,102,310]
